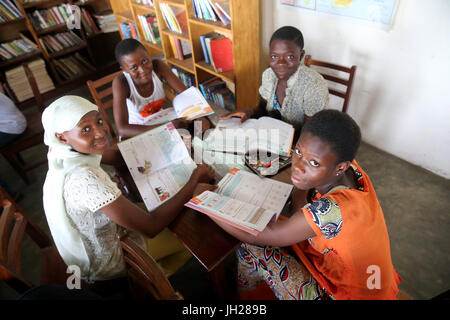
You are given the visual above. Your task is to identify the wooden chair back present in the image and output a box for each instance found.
[304,55,357,113]
[86,71,122,141]
[118,229,183,300]
[0,63,47,184]
[0,187,68,293]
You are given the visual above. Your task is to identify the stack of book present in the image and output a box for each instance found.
[80,7,101,36]
[5,58,55,102]
[199,76,235,111]
[200,31,233,73]
[53,52,95,81]
[192,0,230,26]
[0,34,39,61]
[137,13,160,44]
[0,0,24,23]
[94,11,118,33]
[134,0,154,7]
[159,3,187,34]
[27,5,70,31]
[171,66,195,88]
[38,31,83,55]
[120,21,139,40]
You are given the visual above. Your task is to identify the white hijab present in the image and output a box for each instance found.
[42,95,101,275]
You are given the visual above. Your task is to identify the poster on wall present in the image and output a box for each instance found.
[280,0,399,30]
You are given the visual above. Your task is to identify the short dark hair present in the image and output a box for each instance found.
[114,38,145,65]
[301,110,361,164]
[270,26,304,50]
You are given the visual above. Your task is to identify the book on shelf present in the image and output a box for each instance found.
[200,31,223,69]
[203,116,295,156]
[171,66,195,88]
[80,7,100,36]
[159,3,187,34]
[209,0,230,25]
[0,37,38,61]
[5,58,54,102]
[199,77,235,111]
[138,13,160,44]
[214,0,231,21]
[117,122,197,211]
[94,11,118,33]
[185,168,293,235]
[120,21,138,40]
[172,37,191,60]
[134,0,154,7]
[0,0,24,22]
[191,0,230,26]
[209,36,233,72]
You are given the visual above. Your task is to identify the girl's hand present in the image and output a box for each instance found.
[193,183,218,197]
[190,163,215,184]
[219,109,254,123]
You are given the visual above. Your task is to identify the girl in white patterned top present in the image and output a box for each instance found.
[221,26,329,130]
[42,95,215,282]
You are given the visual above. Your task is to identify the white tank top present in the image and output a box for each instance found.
[123,71,166,125]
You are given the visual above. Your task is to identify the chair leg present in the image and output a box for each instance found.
[1,152,30,184]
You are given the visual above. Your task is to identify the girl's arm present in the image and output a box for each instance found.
[153,59,187,94]
[101,164,215,238]
[112,74,161,138]
[211,210,316,247]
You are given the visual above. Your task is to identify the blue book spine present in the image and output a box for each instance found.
[199,35,210,64]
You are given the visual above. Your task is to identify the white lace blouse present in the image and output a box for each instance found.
[63,165,145,281]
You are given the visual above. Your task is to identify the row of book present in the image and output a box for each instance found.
[171,66,195,88]
[79,7,101,36]
[134,0,154,7]
[159,3,187,34]
[94,11,118,33]
[137,13,160,44]
[169,36,191,60]
[0,33,38,61]
[53,52,95,81]
[27,5,72,30]
[120,21,139,41]
[200,31,233,73]
[38,30,84,55]
[199,76,235,111]
[0,0,23,23]
[192,0,230,26]
[5,58,55,102]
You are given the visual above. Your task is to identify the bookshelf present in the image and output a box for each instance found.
[109,0,260,109]
[0,0,122,109]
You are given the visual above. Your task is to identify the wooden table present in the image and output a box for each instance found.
[168,165,294,299]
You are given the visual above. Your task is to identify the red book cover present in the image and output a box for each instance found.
[210,37,233,73]
[173,37,183,60]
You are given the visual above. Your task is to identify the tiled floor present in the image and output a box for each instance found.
[1,85,449,300]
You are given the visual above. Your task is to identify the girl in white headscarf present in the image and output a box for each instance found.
[42,95,215,282]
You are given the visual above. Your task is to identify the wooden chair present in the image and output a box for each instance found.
[0,64,47,184]
[86,70,122,141]
[118,229,183,300]
[0,187,68,294]
[304,55,357,113]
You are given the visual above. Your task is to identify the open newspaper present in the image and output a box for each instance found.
[142,86,215,126]
[185,168,293,235]
[117,122,196,211]
[202,116,295,156]
[137,87,214,126]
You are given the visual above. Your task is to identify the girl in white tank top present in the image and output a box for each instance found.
[123,71,166,125]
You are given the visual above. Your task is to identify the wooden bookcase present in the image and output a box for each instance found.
[0,0,121,109]
[109,0,261,109]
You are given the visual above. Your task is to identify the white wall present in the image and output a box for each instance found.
[261,0,450,179]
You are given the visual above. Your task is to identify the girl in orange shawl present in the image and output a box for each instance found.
[209,110,401,300]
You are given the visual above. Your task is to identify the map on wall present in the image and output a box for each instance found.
[280,0,398,28]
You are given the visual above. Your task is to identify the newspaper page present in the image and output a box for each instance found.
[118,122,196,211]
